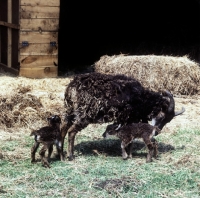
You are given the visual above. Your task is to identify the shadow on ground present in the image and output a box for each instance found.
[74,139,177,158]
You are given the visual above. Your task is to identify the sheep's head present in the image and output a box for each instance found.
[152,91,185,130]
[47,115,61,128]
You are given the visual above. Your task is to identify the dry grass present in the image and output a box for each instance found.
[94,54,200,95]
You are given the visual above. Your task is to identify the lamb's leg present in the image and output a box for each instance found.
[39,145,50,168]
[31,142,40,163]
[127,142,134,158]
[146,143,154,163]
[142,136,155,163]
[121,141,128,160]
[152,139,158,159]
[47,145,53,161]
[55,138,63,161]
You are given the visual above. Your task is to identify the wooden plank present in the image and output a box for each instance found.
[20,55,58,67]
[20,6,60,19]
[20,0,60,7]
[0,21,20,29]
[20,31,58,43]
[20,44,58,55]
[20,19,59,31]
[0,63,19,75]
[7,0,12,67]
[19,66,58,78]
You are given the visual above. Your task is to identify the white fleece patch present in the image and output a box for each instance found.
[152,118,156,126]
[36,135,40,141]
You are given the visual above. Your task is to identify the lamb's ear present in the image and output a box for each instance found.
[115,124,121,130]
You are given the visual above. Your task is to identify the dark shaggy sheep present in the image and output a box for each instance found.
[30,115,63,168]
[61,72,185,160]
[102,123,161,162]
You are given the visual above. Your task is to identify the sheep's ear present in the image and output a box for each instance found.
[115,124,121,130]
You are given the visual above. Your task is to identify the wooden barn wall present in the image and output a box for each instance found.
[19,0,60,78]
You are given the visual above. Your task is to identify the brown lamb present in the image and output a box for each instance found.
[103,123,161,162]
[30,115,63,168]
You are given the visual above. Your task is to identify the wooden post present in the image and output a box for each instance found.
[7,0,12,68]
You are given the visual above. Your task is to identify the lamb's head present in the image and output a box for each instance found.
[47,115,61,128]
[151,91,185,130]
[102,123,121,138]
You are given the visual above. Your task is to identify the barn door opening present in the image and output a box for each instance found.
[58,0,200,73]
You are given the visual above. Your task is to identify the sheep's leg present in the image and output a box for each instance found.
[39,145,50,168]
[67,121,88,161]
[121,141,128,160]
[67,125,78,161]
[60,122,72,161]
[47,144,53,161]
[31,142,40,163]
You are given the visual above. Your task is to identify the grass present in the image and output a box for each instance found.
[0,125,200,198]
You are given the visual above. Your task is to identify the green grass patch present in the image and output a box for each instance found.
[0,127,200,197]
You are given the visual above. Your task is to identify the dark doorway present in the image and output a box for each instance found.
[58,0,200,73]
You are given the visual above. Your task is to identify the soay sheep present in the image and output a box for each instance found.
[30,115,63,168]
[61,72,185,161]
[102,123,161,162]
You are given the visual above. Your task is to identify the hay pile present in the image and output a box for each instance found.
[94,55,200,95]
[0,76,71,130]
[0,85,58,129]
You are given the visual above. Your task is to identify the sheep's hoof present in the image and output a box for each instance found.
[60,155,66,161]
[42,162,51,168]
[31,159,36,163]
[146,158,153,163]
[153,154,158,159]
[43,164,51,168]
[128,155,133,159]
